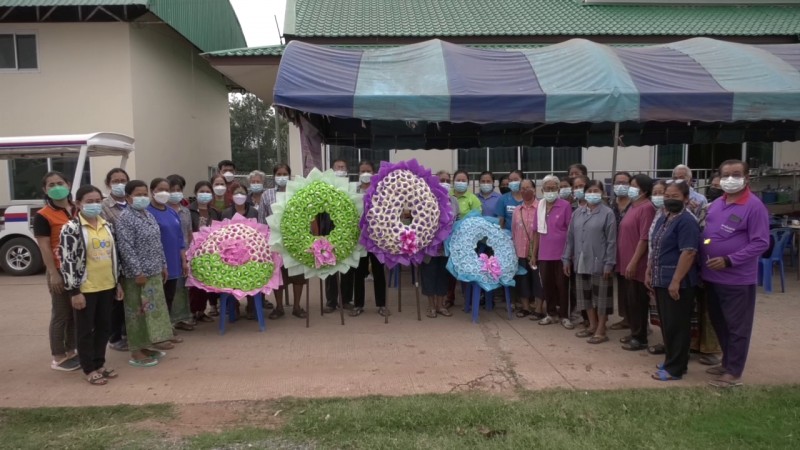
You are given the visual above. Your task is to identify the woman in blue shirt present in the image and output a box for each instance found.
[495,170,525,230]
[645,181,700,381]
[147,178,187,344]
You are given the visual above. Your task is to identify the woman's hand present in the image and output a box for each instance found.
[135,274,147,286]
[71,294,86,310]
[625,262,637,280]
[668,280,681,300]
[563,263,571,277]
[48,272,65,294]
[603,270,613,281]
[162,268,168,284]
[644,268,653,291]
[115,284,124,301]
[182,260,189,277]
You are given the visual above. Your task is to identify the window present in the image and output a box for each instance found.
[328,146,391,175]
[0,33,37,70]
[9,157,89,200]
[656,144,684,178]
[457,148,485,177]
[522,146,582,178]
[745,142,774,170]
[489,147,519,175]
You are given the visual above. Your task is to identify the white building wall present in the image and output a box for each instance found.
[0,22,134,204]
[582,146,656,180]
[774,141,800,170]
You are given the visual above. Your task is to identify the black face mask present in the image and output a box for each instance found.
[499,187,511,194]
[664,199,684,214]
[707,187,724,202]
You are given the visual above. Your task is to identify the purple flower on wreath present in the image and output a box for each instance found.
[308,238,337,268]
[399,229,418,255]
[479,253,502,282]
[220,238,250,266]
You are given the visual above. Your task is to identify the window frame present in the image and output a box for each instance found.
[7,156,91,202]
[0,30,39,73]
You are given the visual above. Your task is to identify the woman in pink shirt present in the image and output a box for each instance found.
[511,179,543,318]
[532,175,573,328]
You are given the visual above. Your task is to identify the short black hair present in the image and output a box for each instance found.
[453,169,469,180]
[358,160,375,172]
[167,174,186,189]
[585,179,605,193]
[613,171,632,184]
[194,180,212,194]
[569,163,588,176]
[125,179,147,196]
[272,164,291,176]
[479,171,493,181]
[75,184,103,202]
[561,176,573,186]
[218,160,236,171]
[509,169,525,180]
[104,168,129,186]
[665,179,690,198]
[719,159,749,174]
[331,158,348,168]
[41,171,68,188]
[632,174,654,198]
[149,177,169,191]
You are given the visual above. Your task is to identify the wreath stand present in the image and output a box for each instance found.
[461,283,514,324]
[388,264,422,322]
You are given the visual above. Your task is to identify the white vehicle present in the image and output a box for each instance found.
[0,133,134,276]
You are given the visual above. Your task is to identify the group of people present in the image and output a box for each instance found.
[38,157,768,388]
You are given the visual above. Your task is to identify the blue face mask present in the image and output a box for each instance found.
[111,183,126,197]
[573,189,585,200]
[585,193,602,205]
[614,184,629,197]
[249,183,264,193]
[197,193,213,204]
[454,181,468,193]
[508,181,521,193]
[651,195,665,209]
[131,196,150,210]
[627,186,641,201]
[81,203,103,218]
[439,182,451,192]
[168,192,184,204]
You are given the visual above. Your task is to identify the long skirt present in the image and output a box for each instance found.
[122,276,174,352]
[169,277,192,324]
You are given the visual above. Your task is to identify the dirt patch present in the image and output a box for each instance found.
[132,400,287,439]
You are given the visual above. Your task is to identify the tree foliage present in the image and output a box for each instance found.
[229,93,288,173]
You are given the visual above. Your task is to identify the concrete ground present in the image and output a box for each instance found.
[0,269,798,408]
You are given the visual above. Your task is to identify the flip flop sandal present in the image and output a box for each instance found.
[87,372,108,385]
[268,309,285,320]
[619,335,633,344]
[651,369,682,381]
[708,378,743,389]
[622,340,648,351]
[609,321,630,330]
[515,309,532,318]
[98,368,118,379]
[128,357,158,368]
[349,307,365,317]
[168,336,184,344]
[575,329,595,338]
[437,308,453,317]
[705,365,726,376]
[174,322,194,331]
[292,309,308,319]
[587,335,609,344]
[648,344,666,355]
[657,363,688,375]
[426,309,437,319]
[144,349,167,359]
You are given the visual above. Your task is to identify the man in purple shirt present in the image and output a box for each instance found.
[700,159,769,388]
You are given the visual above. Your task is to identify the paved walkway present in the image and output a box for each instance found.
[0,270,798,408]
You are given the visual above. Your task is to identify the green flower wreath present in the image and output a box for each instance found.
[267,168,366,279]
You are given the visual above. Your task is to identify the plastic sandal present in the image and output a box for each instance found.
[587,335,609,344]
[128,357,159,368]
[708,378,743,389]
[437,308,452,317]
[575,329,594,338]
[87,372,108,385]
[269,309,285,320]
[515,309,532,318]
[651,369,682,381]
[426,309,437,319]
[292,308,308,319]
[705,366,726,376]
[349,307,365,317]
[98,368,118,379]
[648,344,666,355]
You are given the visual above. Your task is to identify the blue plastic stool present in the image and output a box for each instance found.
[218,293,266,335]
[462,282,513,323]
[758,227,793,293]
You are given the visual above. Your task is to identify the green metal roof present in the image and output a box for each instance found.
[285,0,800,37]
[0,0,247,52]
[205,44,286,57]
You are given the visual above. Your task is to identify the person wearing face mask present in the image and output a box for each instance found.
[511,179,544,319]
[166,174,195,330]
[211,174,230,211]
[114,180,173,367]
[452,170,482,219]
[498,175,510,195]
[558,177,574,202]
[705,172,724,204]
[672,164,708,217]
[532,175,574,328]
[645,180,668,355]
[645,181,701,381]
[322,159,356,313]
[477,171,501,217]
[567,174,590,327]
[617,174,656,352]
[59,185,124,385]
[188,181,222,321]
[563,180,616,344]
[217,159,240,207]
[568,163,588,180]
[33,171,79,372]
[435,170,462,309]
[148,178,189,341]
[420,172,460,318]
[609,171,633,331]
[247,170,267,212]
[700,160,769,388]
[221,185,262,320]
[258,164,308,320]
[495,170,525,231]
[570,175,589,210]
[100,168,131,352]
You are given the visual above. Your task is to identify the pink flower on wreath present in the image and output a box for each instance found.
[479,253,502,282]
[399,228,418,255]
[308,238,337,268]
[220,238,250,266]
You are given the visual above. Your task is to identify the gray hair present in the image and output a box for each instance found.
[672,164,692,180]
[542,174,560,188]
[248,170,266,183]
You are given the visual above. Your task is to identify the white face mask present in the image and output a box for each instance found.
[627,186,641,201]
[334,170,348,178]
[223,172,235,183]
[359,173,372,184]
[558,187,572,199]
[720,176,745,194]
[544,192,558,203]
[213,185,227,196]
[274,176,289,187]
[233,194,248,206]
[479,183,494,194]
[440,182,451,192]
[153,191,170,205]
[249,183,264,193]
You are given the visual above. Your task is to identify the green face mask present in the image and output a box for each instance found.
[47,185,70,201]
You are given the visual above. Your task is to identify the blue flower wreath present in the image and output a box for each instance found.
[444,211,524,292]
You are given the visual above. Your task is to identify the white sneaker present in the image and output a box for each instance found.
[561,318,575,330]
[538,316,556,325]
[51,356,80,372]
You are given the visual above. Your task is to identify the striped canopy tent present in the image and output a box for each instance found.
[273,38,800,169]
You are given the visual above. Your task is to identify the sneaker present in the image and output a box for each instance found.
[378,306,391,317]
[108,339,129,352]
[538,315,556,325]
[51,357,81,372]
[561,318,575,330]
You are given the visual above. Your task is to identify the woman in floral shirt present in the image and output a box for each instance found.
[115,180,173,367]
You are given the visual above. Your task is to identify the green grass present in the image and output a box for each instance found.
[2,386,799,449]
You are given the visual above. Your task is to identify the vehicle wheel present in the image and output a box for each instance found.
[0,237,43,276]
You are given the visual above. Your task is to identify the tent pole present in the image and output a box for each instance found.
[611,123,620,181]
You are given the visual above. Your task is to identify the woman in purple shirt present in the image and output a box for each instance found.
[532,175,573,329]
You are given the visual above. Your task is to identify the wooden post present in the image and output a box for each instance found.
[305,279,310,328]
[319,278,324,316]
[338,272,345,326]
[415,265,422,321]
[397,266,402,313]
